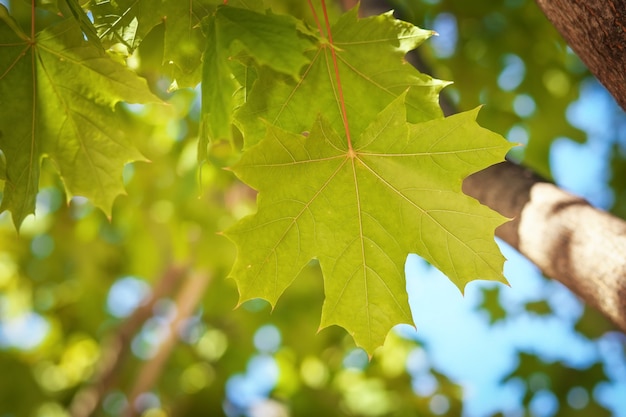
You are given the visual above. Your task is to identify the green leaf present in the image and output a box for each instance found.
[215,6,315,77]
[200,13,237,146]
[161,0,215,87]
[63,0,102,47]
[90,0,163,52]
[0,6,37,225]
[226,95,512,353]
[476,286,507,324]
[199,4,317,144]
[0,12,158,228]
[236,6,447,148]
[523,299,552,316]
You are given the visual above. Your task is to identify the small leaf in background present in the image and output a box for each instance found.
[574,305,617,339]
[523,299,553,316]
[0,12,159,228]
[199,4,318,147]
[502,353,611,416]
[64,0,102,47]
[227,95,512,353]
[476,286,508,325]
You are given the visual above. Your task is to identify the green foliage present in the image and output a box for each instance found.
[0,0,620,416]
[0,5,157,228]
[236,7,446,147]
[0,0,511,353]
[476,286,508,324]
[228,98,510,351]
[390,0,588,177]
[200,4,317,144]
[502,353,612,416]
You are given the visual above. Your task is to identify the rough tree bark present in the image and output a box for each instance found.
[463,1,626,332]
[536,0,626,112]
[463,163,626,332]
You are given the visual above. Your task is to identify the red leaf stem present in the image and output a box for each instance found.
[313,0,354,151]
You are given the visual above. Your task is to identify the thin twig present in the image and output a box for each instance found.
[69,264,189,417]
[123,270,212,417]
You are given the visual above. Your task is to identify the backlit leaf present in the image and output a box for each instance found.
[200,4,317,144]
[161,0,215,87]
[0,10,158,227]
[227,95,512,353]
[90,0,163,52]
[236,6,447,148]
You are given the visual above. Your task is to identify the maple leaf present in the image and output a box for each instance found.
[161,0,215,87]
[236,6,448,148]
[199,4,318,146]
[0,7,158,228]
[226,95,512,353]
[90,0,164,52]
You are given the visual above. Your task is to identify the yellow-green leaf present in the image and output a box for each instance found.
[226,95,512,353]
[200,4,317,144]
[0,9,158,228]
[236,6,447,148]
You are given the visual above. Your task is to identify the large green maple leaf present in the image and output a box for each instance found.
[227,95,512,353]
[0,7,158,227]
[236,6,448,148]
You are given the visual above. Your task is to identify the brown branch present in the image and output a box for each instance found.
[464,162,626,333]
[463,1,626,331]
[69,264,189,417]
[535,0,626,111]
[360,0,626,331]
[123,270,212,417]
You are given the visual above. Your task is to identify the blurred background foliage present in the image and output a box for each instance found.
[1,0,625,416]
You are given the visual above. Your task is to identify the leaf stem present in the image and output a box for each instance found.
[306,0,323,37]
[317,0,354,151]
[31,0,35,39]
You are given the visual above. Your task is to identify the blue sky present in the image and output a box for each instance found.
[399,75,626,416]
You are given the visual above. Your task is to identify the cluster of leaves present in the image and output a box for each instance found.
[389,0,589,178]
[0,1,623,416]
[0,0,513,353]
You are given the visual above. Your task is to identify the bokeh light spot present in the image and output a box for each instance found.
[300,356,329,388]
[180,362,215,394]
[498,54,525,91]
[431,13,457,58]
[343,348,369,370]
[513,94,536,117]
[196,328,228,361]
[543,69,571,97]
[429,394,450,415]
[530,390,559,417]
[567,386,589,409]
[253,324,281,353]
[106,277,150,318]
[31,234,54,259]
[103,391,128,416]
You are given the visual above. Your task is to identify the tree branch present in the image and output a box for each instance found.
[124,270,212,417]
[535,0,626,111]
[368,0,626,331]
[464,162,626,332]
[69,264,189,417]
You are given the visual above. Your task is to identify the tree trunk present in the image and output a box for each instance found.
[461,1,626,332]
[463,163,626,333]
[535,0,626,112]
[365,0,626,330]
